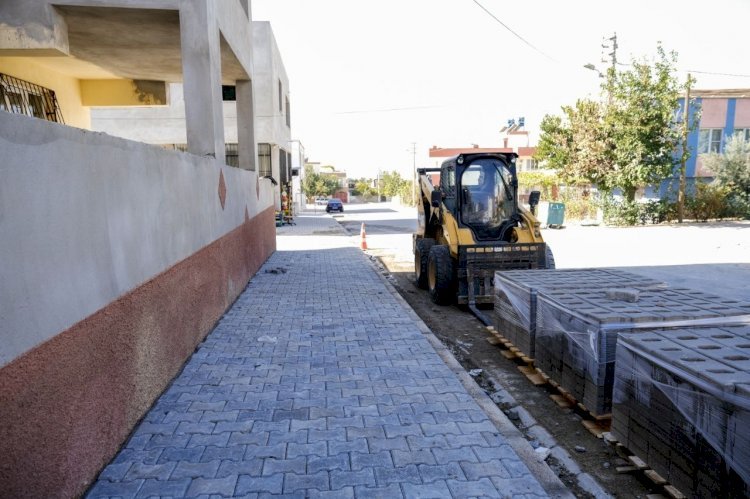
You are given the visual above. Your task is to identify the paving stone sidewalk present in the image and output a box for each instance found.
[88,213,550,498]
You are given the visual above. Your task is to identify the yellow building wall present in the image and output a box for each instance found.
[0,57,90,129]
[80,79,167,107]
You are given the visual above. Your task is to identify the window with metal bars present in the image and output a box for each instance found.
[258,143,272,176]
[0,73,64,123]
[225,143,239,167]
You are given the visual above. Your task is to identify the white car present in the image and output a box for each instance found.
[315,197,328,205]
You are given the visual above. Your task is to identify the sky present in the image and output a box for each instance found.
[252,0,750,179]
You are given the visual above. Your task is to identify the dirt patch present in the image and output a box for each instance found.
[373,255,662,499]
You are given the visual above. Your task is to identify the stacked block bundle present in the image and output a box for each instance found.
[534,286,750,416]
[491,268,665,359]
[612,326,750,498]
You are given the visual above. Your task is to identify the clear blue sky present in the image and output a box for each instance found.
[252,0,750,179]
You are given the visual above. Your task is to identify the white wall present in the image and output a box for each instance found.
[0,111,274,367]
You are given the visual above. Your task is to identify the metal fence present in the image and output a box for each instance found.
[0,73,64,123]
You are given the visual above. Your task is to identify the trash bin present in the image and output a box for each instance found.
[546,202,565,228]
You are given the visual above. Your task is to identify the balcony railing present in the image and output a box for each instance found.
[0,73,64,123]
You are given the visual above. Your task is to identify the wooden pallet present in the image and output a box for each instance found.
[485,325,613,436]
[484,326,534,364]
[601,432,687,499]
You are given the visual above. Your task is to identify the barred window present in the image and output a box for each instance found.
[0,73,64,123]
[258,143,272,176]
[225,143,239,167]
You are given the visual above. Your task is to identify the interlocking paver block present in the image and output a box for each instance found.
[373,464,421,485]
[432,447,478,465]
[86,478,144,499]
[88,214,548,498]
[308,454,350,474]
[330,468,376,490]
[216,459,262,478]
[446,477,500,498]
[299,487,351,499]
[354,483,403,498]
[417,463,466,484]
[136,478,190,498]
[123,461,176,481]
[171,460,220,479]
[284,471,329,493]
[350,451,393,471]
[185,475,238,497]
[261,456,306,476]
[367,436,409,453]
[401,480,452,498]
[460,459,511,480]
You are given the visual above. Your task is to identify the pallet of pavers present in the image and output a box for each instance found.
[534,286,750,417]
[612,326,750,498]
[492,268,665,359]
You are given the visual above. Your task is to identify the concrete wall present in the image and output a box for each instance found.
[735,99,750,127]
[252,21,289,145]
[0,111,276,497]
[90,21,291,150]
[0,56,91,128]
[92,83,241,144]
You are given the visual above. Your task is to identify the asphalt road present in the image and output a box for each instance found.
[331,202,750,302]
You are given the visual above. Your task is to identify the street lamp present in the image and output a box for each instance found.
[583,63,604,78]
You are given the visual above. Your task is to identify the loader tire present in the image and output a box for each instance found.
[414,238,435,289]
[428,245,455,305]
[545,245,556,269]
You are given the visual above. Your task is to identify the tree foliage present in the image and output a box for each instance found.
[536,45,687,202]
[301,165,339,200]
[353,179,376,200]
[379,170,409,197]
[703,134,750,199]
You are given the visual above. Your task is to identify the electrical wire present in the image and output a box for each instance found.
[685,69,750,78]
[470,0,556,62]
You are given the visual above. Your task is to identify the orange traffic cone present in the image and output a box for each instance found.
[360,223,368,250]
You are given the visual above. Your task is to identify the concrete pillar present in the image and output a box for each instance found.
[236,79,256,171]
[179,0,225,164]
[239,0,250,19]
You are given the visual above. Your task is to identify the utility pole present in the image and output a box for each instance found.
[411,142,417,206]
[678,73,692,223]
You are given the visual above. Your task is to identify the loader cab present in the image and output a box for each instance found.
[441,153,519,241]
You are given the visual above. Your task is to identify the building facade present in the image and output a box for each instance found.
[681,89,750,180]
[0,2,276,497]
[90,20,293,211]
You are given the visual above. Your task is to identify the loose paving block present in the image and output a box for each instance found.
[492,268,666,358]
[535,284,750,416]
[612,326,750,498]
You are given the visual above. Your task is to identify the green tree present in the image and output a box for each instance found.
[703,134,750,200]
[354,179,376,201]
[301,165,339,201]
[536,45,687,202]
[606,45,684,201]
[380,170,409,197]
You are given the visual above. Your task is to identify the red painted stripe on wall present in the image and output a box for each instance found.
[0,207,275,499]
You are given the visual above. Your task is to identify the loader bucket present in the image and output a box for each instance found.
[457,243,547,305]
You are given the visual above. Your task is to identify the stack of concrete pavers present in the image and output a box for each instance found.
[612,326,750,498]
[492,268,665,359]
[535,286,750,416]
